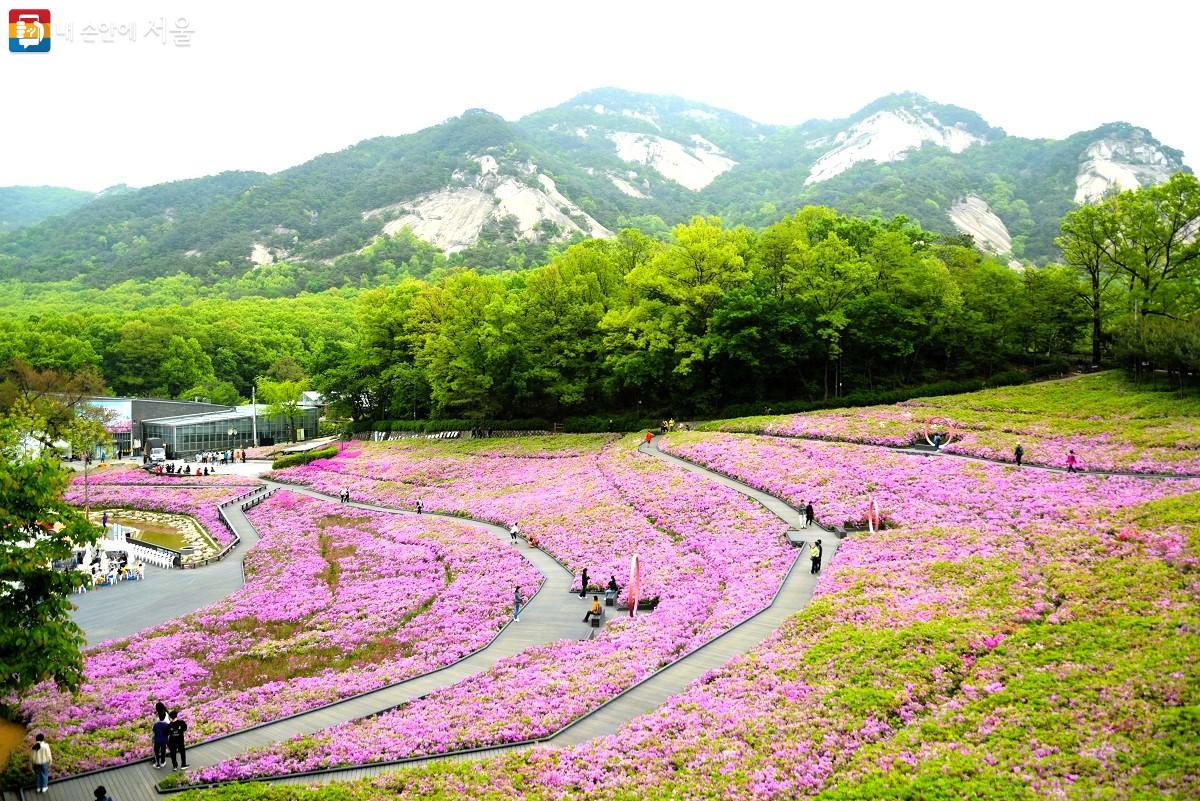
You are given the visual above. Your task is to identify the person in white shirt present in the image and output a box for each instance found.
[31,733,52,793]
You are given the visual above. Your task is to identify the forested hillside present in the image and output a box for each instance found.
[0,90,1188,288]
[0,209,1092,421]
[0,186,96,232]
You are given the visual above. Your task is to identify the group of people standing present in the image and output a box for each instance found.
[151,702,188,770]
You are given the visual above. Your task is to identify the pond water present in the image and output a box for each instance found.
[106,514,190,551]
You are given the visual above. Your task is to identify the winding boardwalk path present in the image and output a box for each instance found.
[716,429,1199,480]
[71,490,268,647]
[887,443,1198,480]
[232,436,841,788]
[39,487,586,801]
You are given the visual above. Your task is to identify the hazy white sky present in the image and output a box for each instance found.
[3,0,1195,191]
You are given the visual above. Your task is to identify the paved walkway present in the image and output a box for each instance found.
[719,430,1198,480]
[245,436,840,787]
[46,438,841,798]
[70,491,266,646]
[41,486,586,801]
[888,443,1197,479]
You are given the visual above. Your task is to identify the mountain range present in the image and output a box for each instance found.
[0,88,1188,286]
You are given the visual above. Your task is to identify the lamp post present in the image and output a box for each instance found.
[228,426,236,458]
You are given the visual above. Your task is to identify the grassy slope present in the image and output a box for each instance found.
[703,372,1200,473]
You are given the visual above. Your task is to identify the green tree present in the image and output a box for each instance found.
[1020,265,1089,357]
[1057,202,1122,366]
[603,216,752,409]
[790,233,877,398]
[1104,173,1200,320]
[257,378,304,442]
[0,420,102,694]
[412,271,518,419]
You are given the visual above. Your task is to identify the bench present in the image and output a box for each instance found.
[590,607,604,628]
[604,588,617,607]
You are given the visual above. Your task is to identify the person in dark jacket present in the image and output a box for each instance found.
[579,567,589,598]
[804,503,815,528]
[152,712,170,768]
[1014,443,1024,467]
[94,785,113,801]
[168,710,188,770]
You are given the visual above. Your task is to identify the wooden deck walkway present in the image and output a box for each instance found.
[238,435,840,788]
[37,486,587,801]
[70,490,267,647]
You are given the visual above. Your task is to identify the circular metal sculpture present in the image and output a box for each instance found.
[923,416,957,448]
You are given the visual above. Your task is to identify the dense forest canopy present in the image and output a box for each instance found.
[5,169,1198,425]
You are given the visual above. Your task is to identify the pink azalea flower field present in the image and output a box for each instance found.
[71,467,261,488]
[16,491,539,776]
[179,425,1199,800]
[705,372,1200,475]
[177,436,795,783]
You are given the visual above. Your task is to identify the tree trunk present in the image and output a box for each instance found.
[1091,271,1102,368]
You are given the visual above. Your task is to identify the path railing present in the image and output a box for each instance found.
[125,536,182,566]
[181,488,275,569]
[95,538,176,570]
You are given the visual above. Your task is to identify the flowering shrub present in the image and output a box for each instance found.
[15,491,539,776]
[659,432,1200,531]
[705,372,1200,475]
[70,467,260,487]
[180,426,1199,800]
[180,436,794,783]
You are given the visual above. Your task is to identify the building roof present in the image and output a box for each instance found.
[141,405,288,426]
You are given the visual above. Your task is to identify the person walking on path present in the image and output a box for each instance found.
[513,586,523,622]
[583,595,603,623]
[1014,444,1024,467]
[810,539,823,574]
[644,430,653,445]
[510,523,520,543]
[31,733,51,793]
[415,499,423,515]
[101,512,108,528]
[799,501,809,528]
[1066,450,1078,473]
[579,567,590,598]
[168,710,188,770]
[152,711,171,768]
[804,503,815,529]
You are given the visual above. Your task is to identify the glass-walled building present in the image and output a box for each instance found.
[82,397,230,459]
[142,405,320,458]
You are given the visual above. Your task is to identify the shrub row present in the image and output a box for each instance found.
[271,446,339,470]
[347,368,1074,436]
